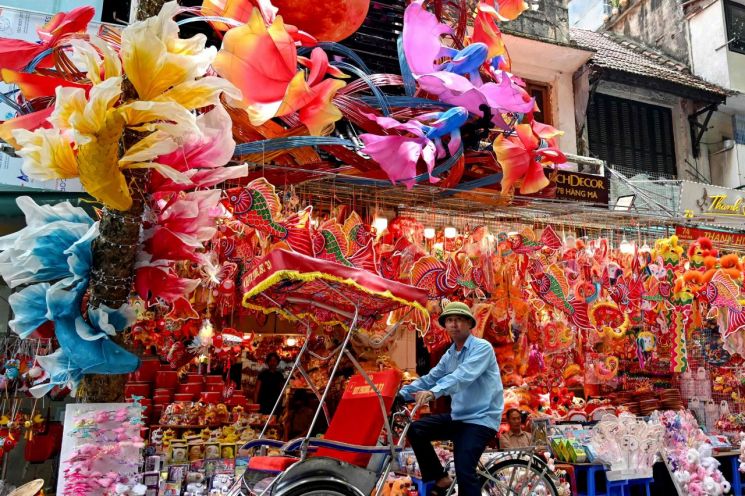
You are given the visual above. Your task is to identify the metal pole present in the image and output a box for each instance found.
[255,294,314,441]
[303,306,358,451]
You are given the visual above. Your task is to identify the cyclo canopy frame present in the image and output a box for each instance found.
[235,250,429,494]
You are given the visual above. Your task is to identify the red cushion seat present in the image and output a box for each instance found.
[248,455,299,473]
[314,369,402,467]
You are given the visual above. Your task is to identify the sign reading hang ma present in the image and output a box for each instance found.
[554,170,609,205]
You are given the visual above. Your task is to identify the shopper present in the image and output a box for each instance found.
[398,301,504,496]
[500,408,533,449]
[253,352,285,414]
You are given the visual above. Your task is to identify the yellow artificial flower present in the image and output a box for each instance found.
[12,1,240,211]
[121,1,216,101]
[12,128,77,180]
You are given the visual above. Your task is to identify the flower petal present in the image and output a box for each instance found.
[118,100,198,137]
[0,107,54,149]
[37,6,95,43]
[156,104,235,171]
[77,124,133,211]
[360,133,431,188]
[293,77,346,135]
[212,8,298,107]
[70,77,122,137]
[493,133,530,194]
[124,161,192,185]
[13,128,78,180]
[0,69,89,100]
[472,5,509,64]
[49,86,88,131]
[494,0,529,21]
[402,0,454,75]
[121,1,215,100]
[152,77,241,110]
[119,131,179,164]
[520,161,550,194]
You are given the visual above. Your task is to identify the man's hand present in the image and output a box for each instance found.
[414,390,435,406]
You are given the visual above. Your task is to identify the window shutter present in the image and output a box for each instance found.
[587,93,676,177]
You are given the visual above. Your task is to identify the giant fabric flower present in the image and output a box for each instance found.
[0,6,94,71]
[402,1,533,129]
[0,197,139,396]
[10,1,240,211]
[14,77,196,210]
[471,3,512,71]
[487,0,529,21]
[493,123,565,194]
[213,8,347,135]
[149,105,247,192]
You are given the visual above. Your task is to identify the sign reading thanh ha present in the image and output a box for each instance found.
[678,182,745,229]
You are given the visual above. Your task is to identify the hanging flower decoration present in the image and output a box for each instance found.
[213,8,347,136]
[11,2,240,211]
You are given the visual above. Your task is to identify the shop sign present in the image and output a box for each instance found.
[679,182,745,228]
[554,170,609,205]
[675,226,745,248]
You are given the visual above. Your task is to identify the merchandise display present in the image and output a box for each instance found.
[0,0,742,494]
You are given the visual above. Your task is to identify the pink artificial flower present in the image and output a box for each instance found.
[149,105,246,192]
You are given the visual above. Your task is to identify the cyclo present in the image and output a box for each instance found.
[229,250,559,496]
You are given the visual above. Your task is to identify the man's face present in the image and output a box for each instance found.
[508,411,522,431]
[444,315,472,341]
[268,357,279,370]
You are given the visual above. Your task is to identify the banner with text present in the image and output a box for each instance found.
[675,226,745,248]
[679,182,745,229]
[554,170,609,205]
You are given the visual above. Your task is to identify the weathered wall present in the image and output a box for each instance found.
[608,0,690,64]
[702,111,741,188]
[505,0,571,43]
[688,0,731,88]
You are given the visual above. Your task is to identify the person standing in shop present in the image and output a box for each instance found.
[398,301,504,496]
[254,352,286,415]
[500,408,533,449]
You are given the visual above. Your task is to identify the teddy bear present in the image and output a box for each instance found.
[214,403,230,424]
[381,476,413,496]
[220,425,239,443]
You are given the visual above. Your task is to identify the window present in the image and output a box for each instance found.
[525,81,553,126]
[586,92,677,177]
[725,0,745,55]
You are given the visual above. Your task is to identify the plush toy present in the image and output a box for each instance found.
[687,237,717,269]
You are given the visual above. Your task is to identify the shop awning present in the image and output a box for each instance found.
[241,249,429,330]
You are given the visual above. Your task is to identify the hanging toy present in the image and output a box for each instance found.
[636,331,656,369]
[4,359,20,381]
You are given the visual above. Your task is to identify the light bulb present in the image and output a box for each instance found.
[199,319,214,340]
[424,227,436,239]
[286,337,298,347]
[310,218,319,228]
[373,216,388,233]
[619,238,634,255]
[444,227,457,239]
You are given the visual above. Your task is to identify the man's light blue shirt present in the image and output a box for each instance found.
[399,334,504,431]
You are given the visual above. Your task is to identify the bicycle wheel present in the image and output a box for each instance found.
[279,480,360,496]
[480,458,559,496]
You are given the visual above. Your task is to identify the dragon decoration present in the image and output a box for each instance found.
[0,0,742,404]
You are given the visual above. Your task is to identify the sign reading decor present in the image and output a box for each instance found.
[554,170,609,205]
[675,226,745,248]
[679,182,745,228]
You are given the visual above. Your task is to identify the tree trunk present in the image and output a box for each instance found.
[135,0,170,20]
[80,78,149,402]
